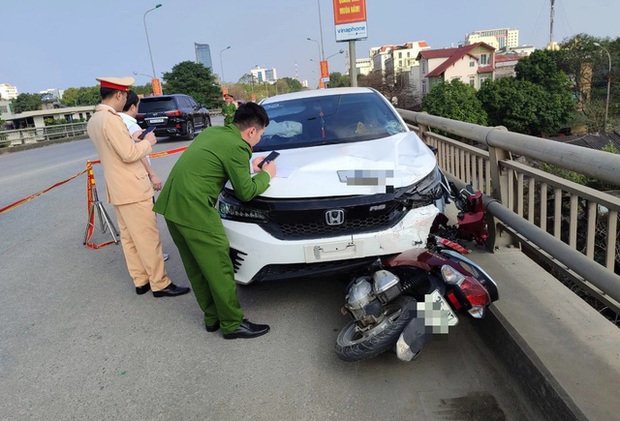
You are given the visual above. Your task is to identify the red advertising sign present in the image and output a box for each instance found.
[151,78,163,96]
[333,0,367,25]
[320,60,330,83]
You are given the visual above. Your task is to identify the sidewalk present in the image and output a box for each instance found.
[467,246,620,421]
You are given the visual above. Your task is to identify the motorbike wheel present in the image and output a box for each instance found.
[335,296,417,362]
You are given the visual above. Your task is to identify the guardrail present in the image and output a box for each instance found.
[0,123,88,147]
[398,109,620,312]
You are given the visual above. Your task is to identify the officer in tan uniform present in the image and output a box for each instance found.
[87,76,190,298]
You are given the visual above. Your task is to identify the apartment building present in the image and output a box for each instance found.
[465,28,519,51]
[251,66,278,84]
[0,83,18,100]
[369,41,430,77]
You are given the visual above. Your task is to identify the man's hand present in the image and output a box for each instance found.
[142,131,157,146]
[251,156,276,178]
[132,130,157,146]
[149,172,163,190]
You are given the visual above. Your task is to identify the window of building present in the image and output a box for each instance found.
[469,77,475,86]
[479,54,489,65]
[470,61,475,67]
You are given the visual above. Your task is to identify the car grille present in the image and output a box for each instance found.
[260,201,412,240]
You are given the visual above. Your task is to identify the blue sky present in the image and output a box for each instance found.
[1,0,618,94]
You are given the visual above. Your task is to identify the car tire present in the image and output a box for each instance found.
[184,121,195,140]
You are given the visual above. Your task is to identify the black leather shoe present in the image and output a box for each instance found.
[205,321,220,332]
[135,284,150,295]
[223,319,270,339]
[152,283,191,297]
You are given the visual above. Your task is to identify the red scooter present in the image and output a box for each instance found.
[335,183,499,362]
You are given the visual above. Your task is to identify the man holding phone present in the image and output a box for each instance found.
[154,102,276,339]
[88,77,190,298]
[119,91,162,190]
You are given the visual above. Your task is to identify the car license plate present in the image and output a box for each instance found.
[148,118,164,123]
[418,289,458,334]
[304,240,361,262]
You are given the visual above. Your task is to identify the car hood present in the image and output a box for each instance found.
[235,131,437,199]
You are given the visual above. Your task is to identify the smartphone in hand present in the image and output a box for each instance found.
[138,126,155,140]
[258,151,280,169]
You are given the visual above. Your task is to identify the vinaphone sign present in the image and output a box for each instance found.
[332,0,368,42]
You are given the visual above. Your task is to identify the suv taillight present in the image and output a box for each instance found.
[166,110,181,117]
[136,113,145,119]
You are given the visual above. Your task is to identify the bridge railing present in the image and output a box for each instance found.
[0,123,89,147]
[398,109,620,311]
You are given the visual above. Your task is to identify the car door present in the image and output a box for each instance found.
[187,97,204,127]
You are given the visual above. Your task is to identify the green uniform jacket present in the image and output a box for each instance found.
[222,102,236,125]
[153,124,271,232]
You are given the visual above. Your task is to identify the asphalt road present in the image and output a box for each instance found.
[0,117,539,420]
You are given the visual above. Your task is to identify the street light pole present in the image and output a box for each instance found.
[220,46,231,82]
[325,49,345,61]
[307,37,322,87]
[317,0,325,63]
[594,42,612,131]
[143,4,162,80]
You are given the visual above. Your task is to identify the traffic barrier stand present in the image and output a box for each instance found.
[83,161,119,249]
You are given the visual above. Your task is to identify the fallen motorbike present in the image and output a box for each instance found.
[335,182,499,362]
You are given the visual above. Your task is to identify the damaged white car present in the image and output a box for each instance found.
[217,87,446,284]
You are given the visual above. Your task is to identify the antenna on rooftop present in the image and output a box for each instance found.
[549,0,555,44]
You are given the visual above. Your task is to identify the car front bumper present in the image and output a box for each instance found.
[224,204,440,284]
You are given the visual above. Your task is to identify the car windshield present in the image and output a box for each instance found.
[138,97,177,113]
[256,92,406,152]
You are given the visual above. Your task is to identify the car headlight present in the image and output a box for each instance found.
[402,166,447,201]
[218,193,269,223]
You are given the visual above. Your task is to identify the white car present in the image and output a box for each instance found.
[218,87,445,285]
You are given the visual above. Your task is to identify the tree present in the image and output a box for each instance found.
[61,86,100,106]
[422,80,487,126]
[277,77,304,93]
[478,77,551,135]
[14,93,42,113]
[327,72,350,88]
[133,83,154,97]
[560,34,620,131]
[476,49,575,136]
[162,61,221,108]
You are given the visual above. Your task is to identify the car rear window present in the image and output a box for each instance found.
[139,97,177,113]
[257,92,406,152]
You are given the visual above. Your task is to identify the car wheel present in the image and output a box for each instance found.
[184,121,195,140]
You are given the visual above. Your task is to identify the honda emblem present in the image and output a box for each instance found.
[325,209,345,226]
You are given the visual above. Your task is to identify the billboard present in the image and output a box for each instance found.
[333,0,367,42]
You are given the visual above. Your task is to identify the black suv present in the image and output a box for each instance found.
[137,94,211,140]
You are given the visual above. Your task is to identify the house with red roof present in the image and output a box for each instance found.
[416,42,496,96]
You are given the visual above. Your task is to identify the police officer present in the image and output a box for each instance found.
[87,76,190,298]
[154,102,276,339]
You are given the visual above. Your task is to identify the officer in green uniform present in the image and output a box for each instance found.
[221,93,237,125]
[154,102,276,339]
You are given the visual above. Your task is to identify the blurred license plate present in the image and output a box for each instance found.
[148,118,164,123]
[418,289,458,333]
[304,240,360,262]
